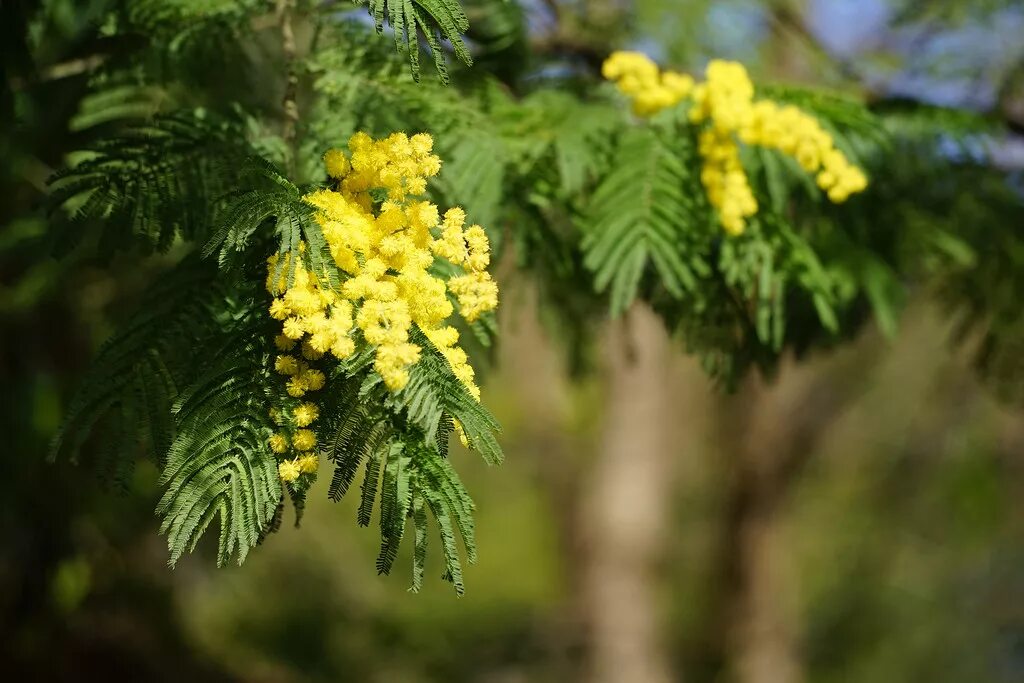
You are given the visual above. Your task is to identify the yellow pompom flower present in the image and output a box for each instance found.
[331,336,356,359]
[300,368,325,392]
[286,375,307,397]
[373,341,422,391]
[358,298,412,346]
[268,433,289,454]
[603,53,868,234]
[278,459,301,483]
[448,271,499,322]
[454,420,471,448]
[274,334,296,351]
[282,317,305,340]
[274,355,299,376]
[293,402,319,427]
[297,454,319,474]
[323,148,350,178]
[269,298,290,320]
[292,429,317,451]
[410,133,434,157]
[425,325,459,349]
[463,225,491,271]
[602,51,694,116]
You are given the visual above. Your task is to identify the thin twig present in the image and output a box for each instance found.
[9,55,107,91]
[277,0,300,175]
[529,35,606,73]
[768,5,862,85]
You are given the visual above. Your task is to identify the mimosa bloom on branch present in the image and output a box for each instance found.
[265,132,499,482]
[603,52,869,235]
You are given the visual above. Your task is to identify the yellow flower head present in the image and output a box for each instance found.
[275,355,300,376]
[274,334,296,351]
[282,317,305,340]
[300,368,326,392]
[292,429,317,451]
[324,148,350,178]
[268,432,289,454]
[602,51,694,116]
[286,375,307,397]
[448,271,499,322]
[269,298,290,320]
[293,402,319,427]
[279,459,301,483]
[603,54,869,234]
[266,132,498,401]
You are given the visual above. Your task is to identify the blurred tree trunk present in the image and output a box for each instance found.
[581,302,676,683]
[721,377,804,683]
[713,358,858,683]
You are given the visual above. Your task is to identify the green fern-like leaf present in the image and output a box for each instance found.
[358,0,473,83]
[50,255,280,564]
[582,127,712,315]
[315,340,494,593]
[374,437,478,595]
[204,155,339,287]
[158,350,281,567]
[48,113,249,256]
[51,260,224,470]
[391,329,503,465]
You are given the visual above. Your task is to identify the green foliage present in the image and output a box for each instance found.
[574,104,882,382]
[39,0,1024,589]
[299,16,1023,393]
[50,259,231,473]
[158,346,281,566]
[48,113,248,255]
[877,107,1024,404]
[203,155,340,288]
[357,0,473,82]
[33,0,517,586]
[324,410,481,594]
[50,256,287,566]
[582,126,709,316]
[391,331,504,466]
[313,339,501,594]
[44,12,505,581]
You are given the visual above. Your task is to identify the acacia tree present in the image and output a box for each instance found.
[13,0,1024,679]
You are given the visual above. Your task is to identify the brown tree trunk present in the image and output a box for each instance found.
[723,418,803,683]
[581,302,676,683]
[713,356,862,683]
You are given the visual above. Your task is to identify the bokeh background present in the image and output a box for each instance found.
[3,1,1024,681]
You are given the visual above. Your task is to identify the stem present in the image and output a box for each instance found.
[8,55,107,91]
[276,0,300,175]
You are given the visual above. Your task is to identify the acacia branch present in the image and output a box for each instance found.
[276,0,300,173]
[529,35,606,73]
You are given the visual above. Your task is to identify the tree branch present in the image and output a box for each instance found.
[276,0,300,174]
[529,35,607,73]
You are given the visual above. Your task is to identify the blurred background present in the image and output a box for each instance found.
[3,0,1024,681]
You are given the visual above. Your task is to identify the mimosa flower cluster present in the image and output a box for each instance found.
[602,52,869,235]
[265,132,499,483]
[602,51,695,116]
[265,270,332,483]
